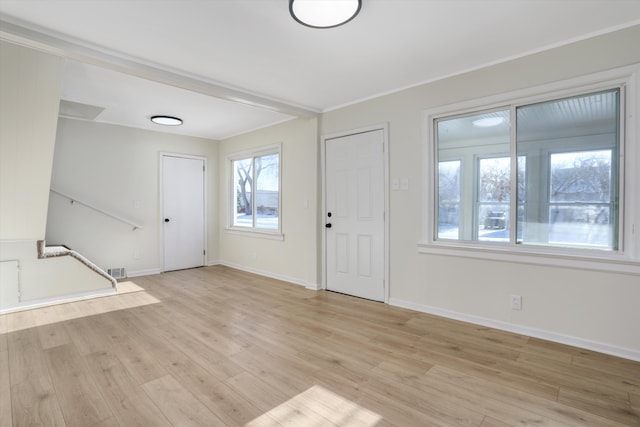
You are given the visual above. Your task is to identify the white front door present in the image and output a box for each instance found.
[162,154,205,272]
[325,129,385,301]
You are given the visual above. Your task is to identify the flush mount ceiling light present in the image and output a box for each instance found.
[290,0,362,29]
[150,115,183,126]
[472,117,505,128]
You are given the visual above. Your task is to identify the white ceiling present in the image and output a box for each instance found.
[1,0,640,140]
[58,59,295,140]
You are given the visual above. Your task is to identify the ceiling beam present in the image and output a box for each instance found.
[0,17,319,119]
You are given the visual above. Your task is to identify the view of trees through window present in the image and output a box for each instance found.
[437,160,460,239]
[477,157,510,242]
[546,150,614,247]
[233,152,280,230]
[435,88,620,250]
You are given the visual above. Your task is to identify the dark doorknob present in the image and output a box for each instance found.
[164,218,170,223]
[325,223,332,228]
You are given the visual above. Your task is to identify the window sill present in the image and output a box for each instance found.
[417,241,640,276]
[225,227,284,241]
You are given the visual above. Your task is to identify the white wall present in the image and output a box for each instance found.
[320,26,640,359]
[218,118,319,288]
[47,118,220,276]
[0,40,62,240]
[0,240,113,310]
[0,41,115,310]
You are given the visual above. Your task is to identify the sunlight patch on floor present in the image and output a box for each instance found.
[247,384,382,426]
[1,281,160,333]
[116,280,147,293]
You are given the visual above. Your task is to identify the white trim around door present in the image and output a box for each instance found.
[321,124,390,303]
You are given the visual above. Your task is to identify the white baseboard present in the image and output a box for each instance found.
[0,287,116,315]
[389,298,640,362]
[217,260,319,290]
[126,268,162,278]
[128,262,224,277]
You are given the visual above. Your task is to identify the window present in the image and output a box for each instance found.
[228,145,281,235]
[516,92,619,250]
[435,108,512,242]
[421,69,638,273]
[437,160,461,239]
[477,156,511,243]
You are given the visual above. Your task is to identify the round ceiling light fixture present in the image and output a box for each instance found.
[150,115,183,126]
[472,117,505,128]
[290,0,362,29]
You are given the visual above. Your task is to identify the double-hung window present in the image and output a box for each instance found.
[421,70,639,273]
[228,144,281,236]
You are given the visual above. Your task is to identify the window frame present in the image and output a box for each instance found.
[226,143,283,240]
[420,67,640,275]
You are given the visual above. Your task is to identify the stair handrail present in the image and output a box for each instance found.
[37,240,117,288]
[50,188,143,230]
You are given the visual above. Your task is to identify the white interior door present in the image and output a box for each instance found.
[325,129,385,301]
[162,155,205,272]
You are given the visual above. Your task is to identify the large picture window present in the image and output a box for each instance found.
[228,145,281,234]
[516,92,619,250]
[422,71,637,272]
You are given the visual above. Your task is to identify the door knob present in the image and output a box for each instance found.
[164,218,170,223]
[325,223,332,228]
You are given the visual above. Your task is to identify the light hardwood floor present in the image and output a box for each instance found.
[1,265,639,426]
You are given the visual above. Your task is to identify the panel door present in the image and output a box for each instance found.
[325,129,385,301]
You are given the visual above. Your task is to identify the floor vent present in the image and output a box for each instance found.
[107,267,126,279]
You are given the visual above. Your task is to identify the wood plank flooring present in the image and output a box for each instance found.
[1,265,639,426]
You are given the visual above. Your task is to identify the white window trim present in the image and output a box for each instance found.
[226,143,283,239]
[419,65,640,275]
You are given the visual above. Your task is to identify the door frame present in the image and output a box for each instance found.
[159,152,207,272]
[320,123,390,303]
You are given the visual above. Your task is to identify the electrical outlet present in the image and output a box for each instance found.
[510,294,522,310]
